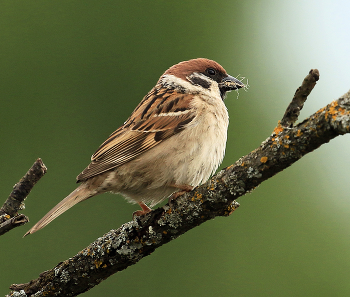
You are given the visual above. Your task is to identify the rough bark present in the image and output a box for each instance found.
[0,159,47,236]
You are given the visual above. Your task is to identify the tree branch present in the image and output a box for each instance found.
[0,158,47,236]
[7,71,350,297]
[281,69,320,127]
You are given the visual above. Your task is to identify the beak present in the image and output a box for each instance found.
[219,75,245,91]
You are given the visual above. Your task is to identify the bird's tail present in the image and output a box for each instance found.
[24,184,94,237]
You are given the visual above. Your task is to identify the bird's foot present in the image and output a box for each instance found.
[168,184,193,208]
[133,201,152,218]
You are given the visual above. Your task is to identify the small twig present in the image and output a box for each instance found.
[0,158,47,236]
[280,69,320,127]
[0,214,29,236]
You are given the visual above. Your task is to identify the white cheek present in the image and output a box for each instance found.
[160,74,222,101]
[201,83,222,104]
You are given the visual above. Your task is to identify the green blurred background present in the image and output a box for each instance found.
[1,1,350,296]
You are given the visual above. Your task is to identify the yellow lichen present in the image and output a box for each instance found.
[325,101,338,120]
[194,192,203,200]
[85,249,92,256]
[94,260,103,269]
[224,204,238,216]
[260,156,268,163]
[316,106,327,114]
[273,123,284,135]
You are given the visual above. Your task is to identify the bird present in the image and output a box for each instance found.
[24,58,244,236]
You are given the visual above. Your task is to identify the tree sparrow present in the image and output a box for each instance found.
[24,58,244,236]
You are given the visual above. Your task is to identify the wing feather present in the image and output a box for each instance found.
[77,88,195,181]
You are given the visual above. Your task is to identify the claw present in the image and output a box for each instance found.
[168,184,194,208]
[132,202,152,218]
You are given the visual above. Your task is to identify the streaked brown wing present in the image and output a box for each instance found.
[76,88,195,182]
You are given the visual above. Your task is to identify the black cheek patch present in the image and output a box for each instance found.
[190,76,211,89]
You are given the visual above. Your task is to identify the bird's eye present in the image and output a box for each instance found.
[207,68,216,76]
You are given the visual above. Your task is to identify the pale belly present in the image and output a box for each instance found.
[110,109,229,206]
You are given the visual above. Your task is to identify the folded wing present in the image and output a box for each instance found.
[77,88,195,182]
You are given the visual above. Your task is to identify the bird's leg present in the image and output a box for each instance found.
[133,184,193,217]
[133,201,152,218]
